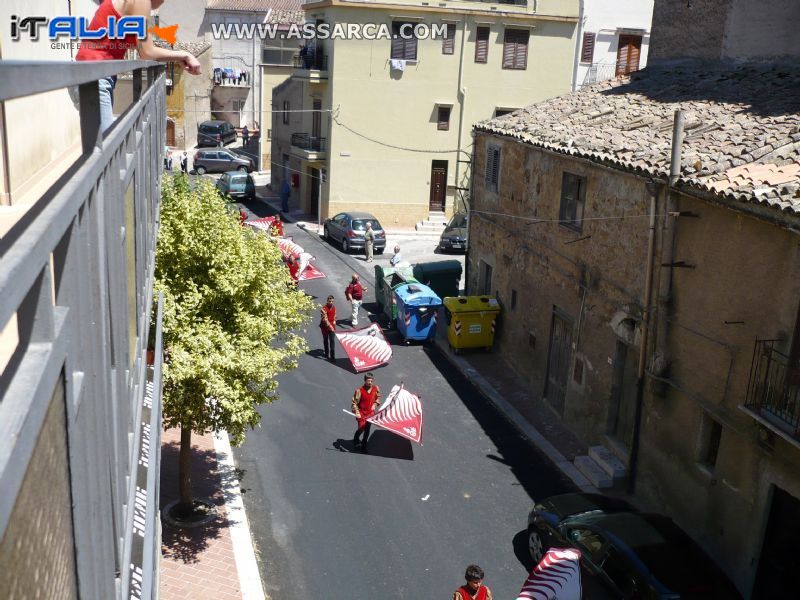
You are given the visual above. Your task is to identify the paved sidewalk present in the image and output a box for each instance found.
[159,428,265,600]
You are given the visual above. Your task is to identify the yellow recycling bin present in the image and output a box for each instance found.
[443,296,501,353]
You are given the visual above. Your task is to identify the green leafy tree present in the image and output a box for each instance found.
[155,175,312,514]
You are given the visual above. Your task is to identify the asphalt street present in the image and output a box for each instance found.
[232,211,575,599]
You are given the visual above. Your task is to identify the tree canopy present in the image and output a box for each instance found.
[155,175,313,444]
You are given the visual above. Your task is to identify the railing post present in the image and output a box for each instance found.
[78,80,102,153]
[132,68,143,101]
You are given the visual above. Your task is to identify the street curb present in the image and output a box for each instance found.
[212,431,267,600]
[430,335,597,494]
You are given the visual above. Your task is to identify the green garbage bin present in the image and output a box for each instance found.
[412,260,463,300]
[374,264,417,326]
[443,296,501,353]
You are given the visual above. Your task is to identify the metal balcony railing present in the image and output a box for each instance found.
[745,339,800,438]
[0,59,165,600]
[291,133,327,152]
[293,51,328,71]
[581,62,619,87]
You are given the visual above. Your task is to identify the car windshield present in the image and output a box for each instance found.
[231,176,246,184]
[447,214,467,229]
[200,125,217,132]
[352,219,381,231]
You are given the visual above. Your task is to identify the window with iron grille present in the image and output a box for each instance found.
[437,106,451,130]
[559,172,585,231]
[502,28,529,70]
[442,23,456,55]
[475,26,490,63]
[391,22,418,60]
[485,145,500,192]
[580,32,596,63]
[282,101,289,125]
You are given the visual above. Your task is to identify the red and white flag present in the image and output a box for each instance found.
[245,216,283,237]
[276,237,304,258]
[298,263,326,281]
[335,323,392,372]
[367,384,423,444]
[516,549,582,600]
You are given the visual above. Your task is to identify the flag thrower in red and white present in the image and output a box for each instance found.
[343,384,423,444]
[335,323,392,372]
[516,548,582,600]
[276,237,305,259]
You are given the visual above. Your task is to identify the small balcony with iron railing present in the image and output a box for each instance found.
[290,133,327,160]
[292,49,328,81]
[581,62,619,88]
[744,339,800,446]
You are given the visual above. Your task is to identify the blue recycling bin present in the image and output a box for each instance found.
[394,282,443,344]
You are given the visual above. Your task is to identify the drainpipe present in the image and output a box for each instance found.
[453,16,468,214]
[571,0,585,92]
[628,110,684,494]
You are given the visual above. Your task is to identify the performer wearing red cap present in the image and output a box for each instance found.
[351,372,381,453]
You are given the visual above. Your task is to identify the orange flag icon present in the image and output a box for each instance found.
[149,24,179,45]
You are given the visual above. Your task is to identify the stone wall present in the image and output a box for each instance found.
[648,0,730,62]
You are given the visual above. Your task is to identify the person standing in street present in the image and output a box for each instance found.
[364,221,375,262]
[280,179,291,213]
[453,565,492,600]
[180,151,188,174]
[242,125,250,145]
[352,372,381,453]
[345,273,367,327]
[320,295,337,360]
[390,245,402,267]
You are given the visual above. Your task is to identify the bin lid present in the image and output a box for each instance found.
[413,260,463,278]
[394,282,442,306]
[443,295,501,313]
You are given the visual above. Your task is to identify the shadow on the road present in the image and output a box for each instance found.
[512,529,535,572]
[330,431,414,460]
[160,440,229,564]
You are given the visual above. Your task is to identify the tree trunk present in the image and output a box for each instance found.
[178,426,193,514]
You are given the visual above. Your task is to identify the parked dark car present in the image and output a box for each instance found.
[323,211,386,254]
[193,149,253,175]
[198,120,237,147]
[438,212,468,252]
[216,171,255,200]
[528,493,741,599]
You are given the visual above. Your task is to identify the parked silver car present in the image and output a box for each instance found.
[193,149,254,175]
[323,211,387,254]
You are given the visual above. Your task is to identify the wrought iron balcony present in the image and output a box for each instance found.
[581,62,619,87]
[745,339,800,440]
[291,133,327,152]
[293,51,328,71]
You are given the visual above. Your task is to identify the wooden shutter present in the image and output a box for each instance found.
[580,32,596,63]
[405,34,418,60]
[437,106,451,130]
[616,35,642,76]
[503,29,528,69]
[475,27,489,63]
[391,22,404,59]
[485,146,500,190]
[442,23,455,55]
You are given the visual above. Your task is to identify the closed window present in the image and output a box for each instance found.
[580,32,596,63]
[479,261,493,296]
[437,106,451,130]
[616,34,642,76]
[559,172,585,231]
[262,38,295,65]
[391,21,418,60]
[485,145,500,192]
[282,101,289,124]
[442,23,456,55]
[502,28,529,70]
[475,26,490,63]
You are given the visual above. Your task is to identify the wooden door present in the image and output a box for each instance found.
[754,487,800,598]
[607,340,638,449]
[312,98,322,142]
[429,160,447,212]
[544,310,573,416]
[615,35,642,76]
[310,167,319,216]
[166,119,176,147]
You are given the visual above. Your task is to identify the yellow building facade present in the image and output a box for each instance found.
[271,0,579,228]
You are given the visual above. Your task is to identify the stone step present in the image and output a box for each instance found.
[415,222,446,232]
[589,445,627,481]
[574,455,613,489]
[604,435,630,467]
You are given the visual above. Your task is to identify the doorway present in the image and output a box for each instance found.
[166,118,176,147]
[312,98,322,144]
[754,486,800,598]
[606,340,638,449]
[309,167,320,217]
[544,309,573,416]
[615,35,642,76]
[429,160,448,212]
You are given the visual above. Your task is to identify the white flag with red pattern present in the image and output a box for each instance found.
[335,323,392,372]
[516,548,582,600]
[298,262,326,281]
[367,384,423,444]
[276,237,304,258]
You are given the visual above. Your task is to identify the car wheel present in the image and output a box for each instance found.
[342,238,350,253]
[528,527,545,563]
[323,226,330,241]
[196,166,207,175]
[376,247,385,255]
[237,166,248,172]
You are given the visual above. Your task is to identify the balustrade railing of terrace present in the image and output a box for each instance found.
[0,59,166,600]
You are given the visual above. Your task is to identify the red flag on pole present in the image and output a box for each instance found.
[298,263,326,281]
[516,548,582,600]
[335,323,392,372]
[367,384,423,444]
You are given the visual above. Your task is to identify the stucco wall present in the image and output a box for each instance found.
[0,383,78,600]
[723,0,800,59]
[647,0,730,63]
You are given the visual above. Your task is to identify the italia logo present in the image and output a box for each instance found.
[10,14,179,44]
